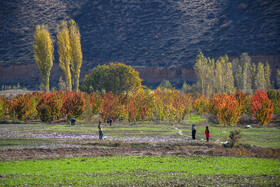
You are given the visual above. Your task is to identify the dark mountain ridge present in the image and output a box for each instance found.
[0,0,279,88]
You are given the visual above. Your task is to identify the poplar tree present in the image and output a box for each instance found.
[205,58,215,96]
[277,69,280,89]
[225,62,235,93]
[57,21,72,91]
[264,62,272,90]
[243,62,252,94]
[251,63,257,92]
[235,65,243,91]
[214,59,224,94]
[69,19,83,91]
[194,52,208,95]
[255,62,266,91]
[34,25,54,92]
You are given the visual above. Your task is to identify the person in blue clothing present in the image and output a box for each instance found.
[192,124,196,139]
[98,121,103,140]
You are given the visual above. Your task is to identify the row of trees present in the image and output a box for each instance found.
[34,19,82,92]
[0,89,278,126]
[194,53,272,96]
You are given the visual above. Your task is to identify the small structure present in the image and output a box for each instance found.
[70,118,76,126]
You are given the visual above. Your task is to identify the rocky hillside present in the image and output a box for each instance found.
[0,0,279,88]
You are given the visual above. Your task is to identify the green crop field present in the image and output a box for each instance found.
[0,156,279,186]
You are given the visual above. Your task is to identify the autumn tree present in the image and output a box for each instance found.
[81,63,142,94]
[61,91,86,119]
[0,96,8,119]
[69,19,83,91]
[126,89,154,123]
[193,95,209,115]
[209,94,242,126]
[264,62,272,90]
[255,62,266,91]
[251,63,257,92]
[57,21,72,90]
[34,25,54,92]
[194,52,209,95]
[99,92,121,121]
[267,90,280,114]
[36,92,63,123]
[9,94,38,120]
[224,62,235,94]
[234,65,243,91]
[251,90,273,126]
[277,70,280,89]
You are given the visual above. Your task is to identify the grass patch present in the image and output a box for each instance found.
[0,156,279,186]
[0,138,60,148]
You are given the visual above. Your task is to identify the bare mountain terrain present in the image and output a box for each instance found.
[0,0,279,88]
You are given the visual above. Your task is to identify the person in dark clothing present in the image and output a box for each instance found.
[98,121,103,140]
[192,124,196,139]
[205,126,210,142]
[109,118,113,126]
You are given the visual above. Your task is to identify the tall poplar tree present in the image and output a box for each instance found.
[69,19,83,91]
[214,59,224,94]
[225,62,235,93]
[243,62,252,93]
[235,65,243,91]
[255,62,266,91]
[194,52,208,95]
[251,63,257,92]
[57,21,72,91]
[264,62,271,90]
[277,69,280,89]
[34,25,53,92]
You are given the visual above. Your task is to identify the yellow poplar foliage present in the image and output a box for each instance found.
[69,19,83,91]
[57,21,72,91]
[34,25,54,92]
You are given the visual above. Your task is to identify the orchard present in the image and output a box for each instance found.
[0,89,278,126]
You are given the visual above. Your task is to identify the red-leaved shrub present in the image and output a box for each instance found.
[209,94,242,126]
[251,90,273,126]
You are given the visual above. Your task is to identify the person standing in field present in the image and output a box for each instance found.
[205,126,210,142]
[98,121,103,140]
[109,118,113,126]
[192,124,196,139]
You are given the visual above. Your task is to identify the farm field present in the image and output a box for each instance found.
[0,114,280,186]
[1,156,279,186]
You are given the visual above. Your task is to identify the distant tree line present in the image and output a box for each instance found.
[193,52,273,96]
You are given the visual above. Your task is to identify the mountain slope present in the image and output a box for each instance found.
[0,0,279,88]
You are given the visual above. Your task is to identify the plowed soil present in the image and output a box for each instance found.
[1,143,279,161]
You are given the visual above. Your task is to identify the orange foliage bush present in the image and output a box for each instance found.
[251,90,273,126]
[209,94,242,126]
[36,92,63,122]
[234,90,251,115]
[193,95,209,115]
[99,92,121,122]
[8,93,38,120]
[61,91,86,119]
